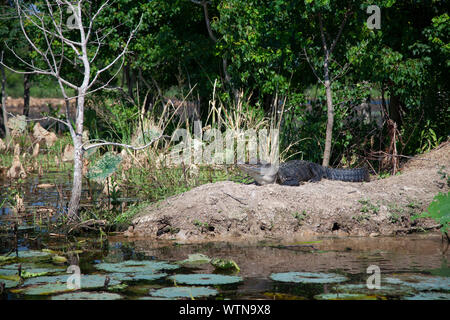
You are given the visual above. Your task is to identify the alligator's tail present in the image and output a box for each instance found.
[325,167,370,182]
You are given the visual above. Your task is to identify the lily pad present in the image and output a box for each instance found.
[263,292,306,300]
[51,291,123,300]
[1,279,20,289]
[150,286,218,299]
[94,260,179,273]
[1,263,65,278]
[315,293,381,300]
[108,272,167,282]
[270,272,348,284]
[384,274,450,291]
[334,283,414,297]
[403,292,450,300]
[0,268,19,277]
[177,254,211,266]
[169,274,242,285]
[12,282,74,296]
[17,250,52,259]
[23,274,120,289]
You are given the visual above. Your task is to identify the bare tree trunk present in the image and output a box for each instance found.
[6,1,142,222]
[0,61,10,141]
[67,88,86,222]
[316,11,350,167]
[319,13,334,168]
[23,73,31,117]
[68,138,83,221]
[322,64,334,167]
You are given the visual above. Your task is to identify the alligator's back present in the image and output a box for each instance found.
[238,160,370,186]
[277,160,325,185]
[325,167,370,182]
[278,160,370,185]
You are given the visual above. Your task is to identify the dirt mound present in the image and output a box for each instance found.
[131,142,449,241]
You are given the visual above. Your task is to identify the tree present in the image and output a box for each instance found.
[352,0,449,156]
[301,1,355,167]
[0,1,18,141]
[1,0,149,221]
[190,0,239,102]
[0,53,8,140]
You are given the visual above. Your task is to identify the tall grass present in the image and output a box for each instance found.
[1,81,296,227]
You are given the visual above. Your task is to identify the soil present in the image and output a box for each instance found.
[131,141,449,241]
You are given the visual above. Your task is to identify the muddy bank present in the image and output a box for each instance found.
[131,142,449,241]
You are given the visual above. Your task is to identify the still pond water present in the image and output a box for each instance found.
[0,172,449,300]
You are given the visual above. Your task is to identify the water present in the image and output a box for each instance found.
[0,172,449,300]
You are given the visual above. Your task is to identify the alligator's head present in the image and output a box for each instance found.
[237,163,279,185]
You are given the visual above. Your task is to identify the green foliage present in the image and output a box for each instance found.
[412,192,450,236]
[210,258,240,272]
[114,201,150,225]
[358,199,380,214]
[293,211,308,224]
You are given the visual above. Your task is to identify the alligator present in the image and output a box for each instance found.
[238,160,370,186]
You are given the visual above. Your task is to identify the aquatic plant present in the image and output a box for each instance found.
[108,272,167,282]
[94,260,179,273]
[210,258,240,272]
[16,250,52,260]
[169,274,243,285]
[270,272,348,284]
[1,263,65,279]
[383,274,450,292]
[404,292,450,300]
[314,293,380,300]
[51,291,123,300]
[0,279,19,289]
[176,254,211,266]
[149,286,218,299]
[12,282,74,296]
